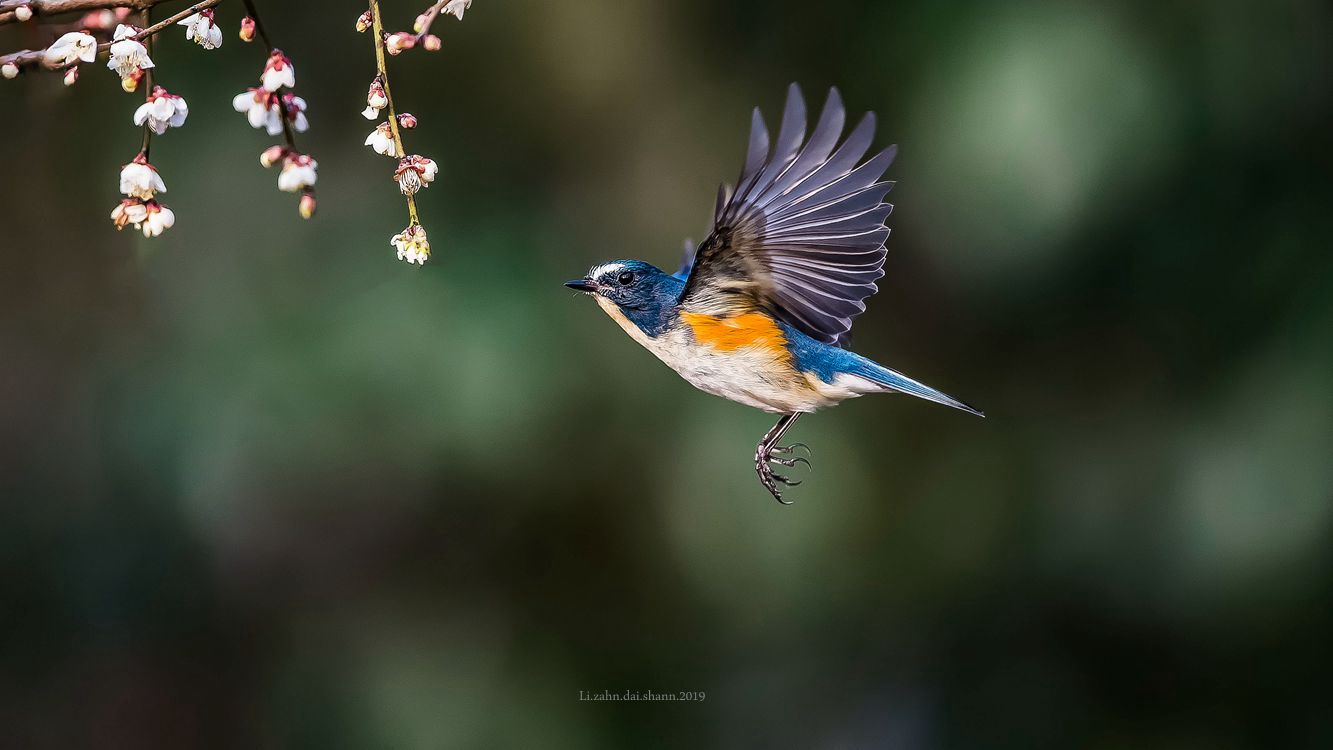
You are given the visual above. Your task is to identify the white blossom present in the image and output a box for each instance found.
[111,198,174,237]
[443,0,472,21]
[261,49,294,91]
[107,25,153,82]
[178,9,223,50]
[111,199,147,229]
[394,155,438,195]
[133,86,188,134]
[391,224,430,265]
[119,158,166,199]
[364,122,395,156]
[282,93,309,133]
[43,31,97,67]
[362,78,387,120]
[277,154,317,192]
[2,63,18,80]
[141,202,175,237]
[233,87,283,135]
[14,4,32,22]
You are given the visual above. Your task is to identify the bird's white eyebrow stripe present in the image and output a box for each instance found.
[589,262,624,278]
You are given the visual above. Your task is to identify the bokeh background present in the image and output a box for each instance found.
[3,0,1332,747]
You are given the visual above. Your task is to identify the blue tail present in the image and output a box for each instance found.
[778,320,983,416]
[852,356,984,417]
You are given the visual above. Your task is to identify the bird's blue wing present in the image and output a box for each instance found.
[672,239,697,280]
[679,84,896,345]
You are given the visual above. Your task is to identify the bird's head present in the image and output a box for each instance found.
[565,259,679,309]
[565,259,682,336]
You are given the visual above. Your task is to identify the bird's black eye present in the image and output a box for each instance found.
[617,271,635,286]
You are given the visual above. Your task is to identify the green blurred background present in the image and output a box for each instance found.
[2,0,1332,747]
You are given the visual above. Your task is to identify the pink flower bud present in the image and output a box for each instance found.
[397,113,418,129]
[259,144,288,168]
[423,34,442,51]
[299,191,316,219]
[239,16,255,42]
[355,10,372,33]
[385,32,415,55]
[63,66,78,86]
[15,4,33,22]
[121,68,143,93]
[414,13,429,33]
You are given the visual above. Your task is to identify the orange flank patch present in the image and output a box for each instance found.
[680,311,788,354]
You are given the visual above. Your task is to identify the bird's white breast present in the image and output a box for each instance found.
[593,297,879,413]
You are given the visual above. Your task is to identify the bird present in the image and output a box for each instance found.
[565,83,982,503]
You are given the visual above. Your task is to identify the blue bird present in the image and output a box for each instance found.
[566,84,982,503]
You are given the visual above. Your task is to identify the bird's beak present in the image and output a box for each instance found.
[564,277,597,293]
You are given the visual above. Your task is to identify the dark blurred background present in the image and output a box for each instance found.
[2,0,1332,747]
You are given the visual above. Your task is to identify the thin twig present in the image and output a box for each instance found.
[0,0,152,26]
[0,0,220,71]
[369,0,419,225]
[413,0,448,41]
[137,4,151,158]
[238,0,296,151]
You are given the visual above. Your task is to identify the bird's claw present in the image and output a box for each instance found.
[770,442,811,457]
[768,455,811,470]
[755,443,813,504]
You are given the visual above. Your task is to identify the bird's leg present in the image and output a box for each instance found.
[754,413,812,504]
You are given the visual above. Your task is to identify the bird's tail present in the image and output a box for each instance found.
[853,357,984,417]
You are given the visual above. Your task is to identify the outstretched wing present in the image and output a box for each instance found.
[679,84,896,345]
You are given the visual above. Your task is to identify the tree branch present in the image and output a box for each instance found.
[137,5,152,158]
[369,0,419,226]
[0,0,162,25]
[0,0,217,71]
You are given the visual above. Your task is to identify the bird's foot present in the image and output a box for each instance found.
[771,442,811,458]
[754,443,813,505]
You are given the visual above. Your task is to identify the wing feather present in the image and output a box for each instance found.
[680,84,897,344]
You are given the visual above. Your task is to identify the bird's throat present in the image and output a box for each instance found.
[594,296,661,350]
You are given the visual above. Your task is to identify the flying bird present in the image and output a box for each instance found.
[566,84,982,503]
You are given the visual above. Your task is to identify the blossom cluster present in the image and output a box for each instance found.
[113,155,174,237]
[2,0,478,250]
[357,0,475,266]
[105,22,168,236]
[6,8,238,237]
[107,9,234,237]
[233,47,318,218]
[2,7,131,81]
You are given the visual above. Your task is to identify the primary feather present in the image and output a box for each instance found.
[679,84,897,346]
